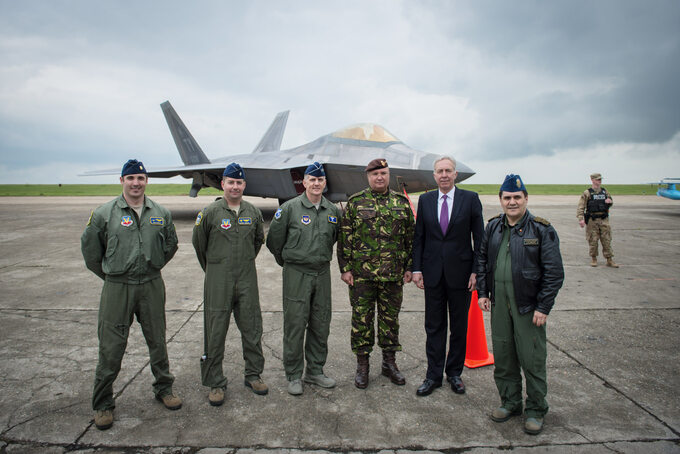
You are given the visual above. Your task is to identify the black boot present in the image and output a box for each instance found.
[355,354,369,389]
[381,351,405,385]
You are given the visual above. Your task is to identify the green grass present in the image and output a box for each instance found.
[0,184,223,197]
[0,183,658,196]
[457,184,657,196]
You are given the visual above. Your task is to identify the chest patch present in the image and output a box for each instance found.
[150,217,164,226]
[221,219,232,230]
[301,215,311,225]
[121,215,133,227]
[523,238,539,246]
[328,215,337,224]
[238,217,252,225]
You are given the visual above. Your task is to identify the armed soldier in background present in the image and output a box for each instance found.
[337,159,414,389]
[577,172,618,268]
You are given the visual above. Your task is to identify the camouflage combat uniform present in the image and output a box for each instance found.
[337,188,415,354]
[577,188,614,258]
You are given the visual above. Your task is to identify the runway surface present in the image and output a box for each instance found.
[0,194,678,453]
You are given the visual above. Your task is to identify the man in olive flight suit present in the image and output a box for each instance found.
[81,159,181,431]
[477,174,564,435]
[337,158,414,389]
[192,163,268,406]
[266,162,340,396]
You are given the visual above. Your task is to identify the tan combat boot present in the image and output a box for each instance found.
[245,377,269,395]
[208,387,225,406]
[94,409,113,430]
[355,354,369,389]
[590,256,598,267]
[606,257,619,268]
[156,392,182,410]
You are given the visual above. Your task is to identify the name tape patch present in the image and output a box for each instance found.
[150,217,164,226]
[238,217,252,225]
[523,238,539,246]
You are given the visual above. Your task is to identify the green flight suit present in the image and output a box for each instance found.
[491,215,548,418]
[81,195,178,411]
[192,198,265,389]
[266,192,339,380]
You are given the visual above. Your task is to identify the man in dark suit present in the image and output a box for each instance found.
[412,156,484,396]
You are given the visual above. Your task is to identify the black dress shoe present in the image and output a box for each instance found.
[416,378,442,396]
[447,375,465,394]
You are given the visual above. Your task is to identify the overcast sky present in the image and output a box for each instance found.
[1,0,679,184]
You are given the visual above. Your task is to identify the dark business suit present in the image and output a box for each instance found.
[412,187,484,381]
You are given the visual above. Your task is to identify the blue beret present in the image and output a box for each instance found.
[500,174,526,193]
[223,162,245,179]
[304,162,325,177]
[121,159,147,176]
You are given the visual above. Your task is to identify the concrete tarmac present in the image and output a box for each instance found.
[0,194,678,453]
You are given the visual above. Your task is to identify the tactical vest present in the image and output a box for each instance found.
[587,187,609,218]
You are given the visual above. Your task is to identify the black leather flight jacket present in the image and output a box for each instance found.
[476,210,564,315]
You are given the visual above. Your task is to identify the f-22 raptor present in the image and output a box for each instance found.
[88,101,475,202]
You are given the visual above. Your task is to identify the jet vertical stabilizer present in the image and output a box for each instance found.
[252,110,289,153]
[161,101,211,165]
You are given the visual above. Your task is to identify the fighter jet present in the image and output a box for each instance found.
[84,101,475,202]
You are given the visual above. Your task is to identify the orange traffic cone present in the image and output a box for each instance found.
[464,291,494,368]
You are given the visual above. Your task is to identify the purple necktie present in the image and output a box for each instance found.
[440,194,449,235]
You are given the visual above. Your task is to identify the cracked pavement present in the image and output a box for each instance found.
[0,195,678,453]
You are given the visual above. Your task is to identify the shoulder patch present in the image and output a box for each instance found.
[391,190,409,200]
[87,210,93,226]
[348,190,365,201]
[487,213,502,222]
[195,211,203,226]
[533,216,551,226]
[274,208,282,220]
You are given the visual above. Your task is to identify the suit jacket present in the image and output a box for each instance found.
[412,187,484,289]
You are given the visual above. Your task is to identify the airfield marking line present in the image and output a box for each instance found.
[548,338,680,438]
[0,246,73,271]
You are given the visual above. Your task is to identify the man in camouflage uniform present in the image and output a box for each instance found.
[337,158,414,389]
[266,162,340,396]
[577,172,618,268]
[81,159,181,431]
[192,163,268,407]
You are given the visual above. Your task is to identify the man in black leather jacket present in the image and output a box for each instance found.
[477,174,564,435]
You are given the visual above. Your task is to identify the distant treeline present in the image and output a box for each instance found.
[0,184,658,197]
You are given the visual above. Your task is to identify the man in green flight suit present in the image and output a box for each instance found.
[192,163,268,406]
[266,162,340,396]
[337,158,414,389]
[81,159,182,431]
[477,174,564,435]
